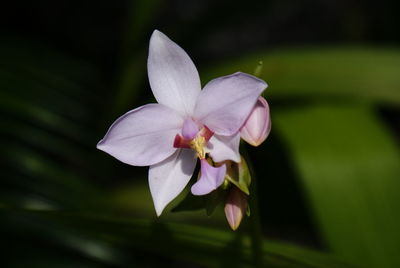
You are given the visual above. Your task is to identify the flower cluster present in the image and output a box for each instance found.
[97,30,270,229]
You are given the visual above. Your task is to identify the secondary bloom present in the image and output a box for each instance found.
[224,186,248,230]
[240,96,271,146]
[97,30,267,215]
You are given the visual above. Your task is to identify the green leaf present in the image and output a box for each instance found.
[239,156,252,193]
[111,0,161,117]
[0,38,108,212]
[274,104,400,267]
[203,47,400,104]
[246,205,251,217]
[205,188,227,216]
[1,208,354,268]
[172,187,227,216]
[225,156,251,195]
[172,191,205,213]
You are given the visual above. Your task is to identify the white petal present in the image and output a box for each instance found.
[194,72,267,136]
[97,104,184,166]
[149,149,197,216]
[206,133,241,163]
[148,30,201,116]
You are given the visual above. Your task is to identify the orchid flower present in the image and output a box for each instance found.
[97,30,267,216]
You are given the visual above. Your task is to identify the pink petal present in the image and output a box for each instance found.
[182,118,199,140]
[148,30,201,116]
[191,159,226,196]
[240,96,271,146]
[194,72,267,136]
[206,133,241,163]
[149,149,197,216]
[97,104,184,166]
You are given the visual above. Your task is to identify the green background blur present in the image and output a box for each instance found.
[1,1,399,267]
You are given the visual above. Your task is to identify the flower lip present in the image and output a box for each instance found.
[191,158,227,195]
[174,124,214,159]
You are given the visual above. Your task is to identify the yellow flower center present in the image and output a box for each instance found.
[190,135,206,159]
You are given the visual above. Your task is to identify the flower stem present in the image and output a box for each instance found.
[242,146,263,267]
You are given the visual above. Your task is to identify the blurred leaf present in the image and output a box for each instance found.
[111,0,161,117]
[203,47,400,104]
[0,37,99,98]
[205,188,227,216]
[226,156,252,195]
[0,38,109,211]
[172,191,206,213]
[1,208,354,268]
[120,0,161,58]
[274,104,400,267]
[172,187,227,217]
[246,205,251,217]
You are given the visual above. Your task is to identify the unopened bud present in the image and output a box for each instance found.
[224,186,248,230]
[240,96,271,146]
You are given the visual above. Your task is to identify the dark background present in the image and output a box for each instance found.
[1,1,399,267]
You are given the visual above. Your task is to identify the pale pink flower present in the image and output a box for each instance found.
[97,30,267,215]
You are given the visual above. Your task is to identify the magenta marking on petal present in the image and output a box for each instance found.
[191,159,226,196]
[182,118,199,140]
[173,134,191,148]
[199,126,214,142]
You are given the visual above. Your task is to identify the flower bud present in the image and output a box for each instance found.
[224,186,248,230]
[240,96,271,146]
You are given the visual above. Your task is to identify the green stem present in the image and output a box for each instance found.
[242,146,263,267]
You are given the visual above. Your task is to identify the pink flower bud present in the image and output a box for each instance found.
[240,96,271,146]
[224,186,248,230]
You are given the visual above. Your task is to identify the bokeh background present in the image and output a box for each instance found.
[1,0,399,267]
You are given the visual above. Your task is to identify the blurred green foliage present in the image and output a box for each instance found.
[1,0,400,267]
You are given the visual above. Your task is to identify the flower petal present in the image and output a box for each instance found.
[148,30,201,116]
[182,118,199,140]
[194,72,267,136]
[206,133,241,163]
[149,149,197,216]
[191,159,226,196]
[97,104,184,166]
[240,96,271,146]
